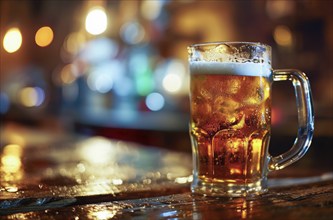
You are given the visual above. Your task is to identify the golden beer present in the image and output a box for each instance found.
[190,71,271,185]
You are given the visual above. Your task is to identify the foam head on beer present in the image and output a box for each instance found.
[190,61,271,77]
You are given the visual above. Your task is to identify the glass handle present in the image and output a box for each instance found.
[269,69,314,171]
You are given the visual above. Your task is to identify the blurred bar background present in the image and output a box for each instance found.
[0,0,332,155]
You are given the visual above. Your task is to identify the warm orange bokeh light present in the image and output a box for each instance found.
[35,26,54,47]
[273,25,293,47]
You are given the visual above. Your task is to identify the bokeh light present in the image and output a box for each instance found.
[3,27,22,53]
[1,144,23,173]
[162,74,182,93]
[0,92,10,114]
[120,21,145,44]
[85,7,108,35]
[145,92,165,111]
[80,38,119,64]
[88,73,113,94]
[129,53,154,96]
[113,76,133,97]
[136,73,154,96]
[273,25,293,47]
[19,87,45,107]
[266,1,295,20]
[157,59,188,94]
[86,61,124,94]
[63,32,86,55]
[79,137,115,165]
[141,0,163,20]
[35,26,54,47]
[87,63,117,94]
[60,64,78,85]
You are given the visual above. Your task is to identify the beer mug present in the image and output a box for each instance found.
[188,42,314,197]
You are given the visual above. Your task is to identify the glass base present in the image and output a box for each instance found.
[191,177,268,197]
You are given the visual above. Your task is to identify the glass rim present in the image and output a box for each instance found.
[188,41,271,50]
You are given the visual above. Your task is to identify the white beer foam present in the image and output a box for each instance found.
[190,61,271,77]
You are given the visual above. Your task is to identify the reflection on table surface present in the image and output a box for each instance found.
[0,124,192,199]
[0,123,332,219]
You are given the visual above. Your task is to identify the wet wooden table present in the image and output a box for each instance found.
[1,124,332,219]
